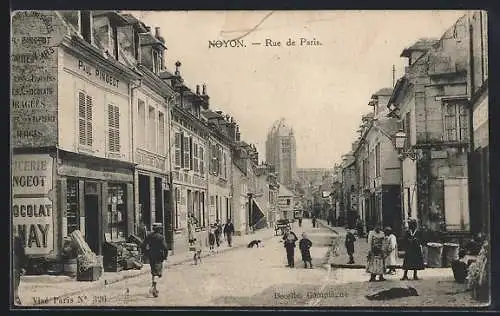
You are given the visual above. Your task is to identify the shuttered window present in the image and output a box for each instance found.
[107,104,120,152]
[158,112,165,155]
[78,91,93,146]
[137,99,146,147]
[148,106,156,152]
[193,142,199,173]
[174,132,182,167]
[183,136,190,169]
[189,137,193,170]
[443,102,469,142]
[199,146,204,175]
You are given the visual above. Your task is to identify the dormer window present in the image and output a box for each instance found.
[152,49,160,74]
[60,11,93,44]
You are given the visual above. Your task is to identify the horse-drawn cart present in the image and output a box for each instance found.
[274,219,291,236]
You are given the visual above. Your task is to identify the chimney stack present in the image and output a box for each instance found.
[196,85,200,95]
[202,83,207,95]
[235,126,241,141]
[175,61,182,76]
[155,27,161,38]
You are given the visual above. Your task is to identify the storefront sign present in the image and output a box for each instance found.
[135,149,166,171]
[77,59,121,89]
[13,197,54,255]
[12,154,53,196]
[11,11,67,147]
[12,154,54,255]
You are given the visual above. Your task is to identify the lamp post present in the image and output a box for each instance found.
[393,129,420,234]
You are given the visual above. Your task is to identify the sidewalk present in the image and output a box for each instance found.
[317,220,404,269]
[20,228,276,304]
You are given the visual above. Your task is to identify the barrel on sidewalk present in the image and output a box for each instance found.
[426,242,443,268]
[442,242,460,267]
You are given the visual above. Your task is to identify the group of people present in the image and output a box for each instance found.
[344,218,426,282]
[282,227,314,269]
[189,216,235,264]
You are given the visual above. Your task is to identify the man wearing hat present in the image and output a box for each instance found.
[142,223,169,297]
[384,226,398,274]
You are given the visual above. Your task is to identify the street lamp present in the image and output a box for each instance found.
[393,129,420,161]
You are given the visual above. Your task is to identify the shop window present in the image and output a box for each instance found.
[106,184,126,242]
[66,179,80,234]
[78,91,93,147]
[107,104,120,152]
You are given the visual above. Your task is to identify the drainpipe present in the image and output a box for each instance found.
[166,94,176,253]
[130,78,142,235]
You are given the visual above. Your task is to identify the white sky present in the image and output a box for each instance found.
[128,10,467,168]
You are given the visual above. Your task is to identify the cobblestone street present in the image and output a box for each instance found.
[18,219,483,308]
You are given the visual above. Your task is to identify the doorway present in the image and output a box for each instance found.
[84,181,101,254]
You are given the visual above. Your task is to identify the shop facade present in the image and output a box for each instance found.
[11,10,141,265]
[170,105,209,254]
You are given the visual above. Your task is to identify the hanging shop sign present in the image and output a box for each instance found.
[12,154,54,255]
[11,11,67,147]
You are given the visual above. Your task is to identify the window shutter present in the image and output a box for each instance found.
[115,106,120,152]
[189,137,193,170]
[108,105,114,152]
[183,136,190,168]
[78,92,86,144]
[199,147,204,175]
[86,95,93,146]
[175,132,181,167]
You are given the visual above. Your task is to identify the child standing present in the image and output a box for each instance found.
[299,232,313,269]
[345,229,356,264]
[192,237,202,265]
[208,225,216,254]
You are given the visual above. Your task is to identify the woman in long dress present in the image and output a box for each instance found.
[401,218,425,280]
[384,227,398,274]
[367,224,387,282]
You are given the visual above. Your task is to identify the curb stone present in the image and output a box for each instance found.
[31,230,277,306]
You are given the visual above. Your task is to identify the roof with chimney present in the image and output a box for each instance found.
[139,32,166,49]
[400,38,439,57]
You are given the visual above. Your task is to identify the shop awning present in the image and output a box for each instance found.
[251,198,265,227]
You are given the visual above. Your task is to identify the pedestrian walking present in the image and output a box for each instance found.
[214,219,222,247]
[208,225,216,254]
[312,215,317,228]
[298,217,302,227]
[327,216,330,226]
[13,230,27,305]
[223,219,235,247]
[356,216,364,238]
[282,227,298,268]
[299,232,313,268]
[401,219,425,280]
[367,224,386,282]
[142,223,169,298]
[345,229,356,264]
[384,227,398,274]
